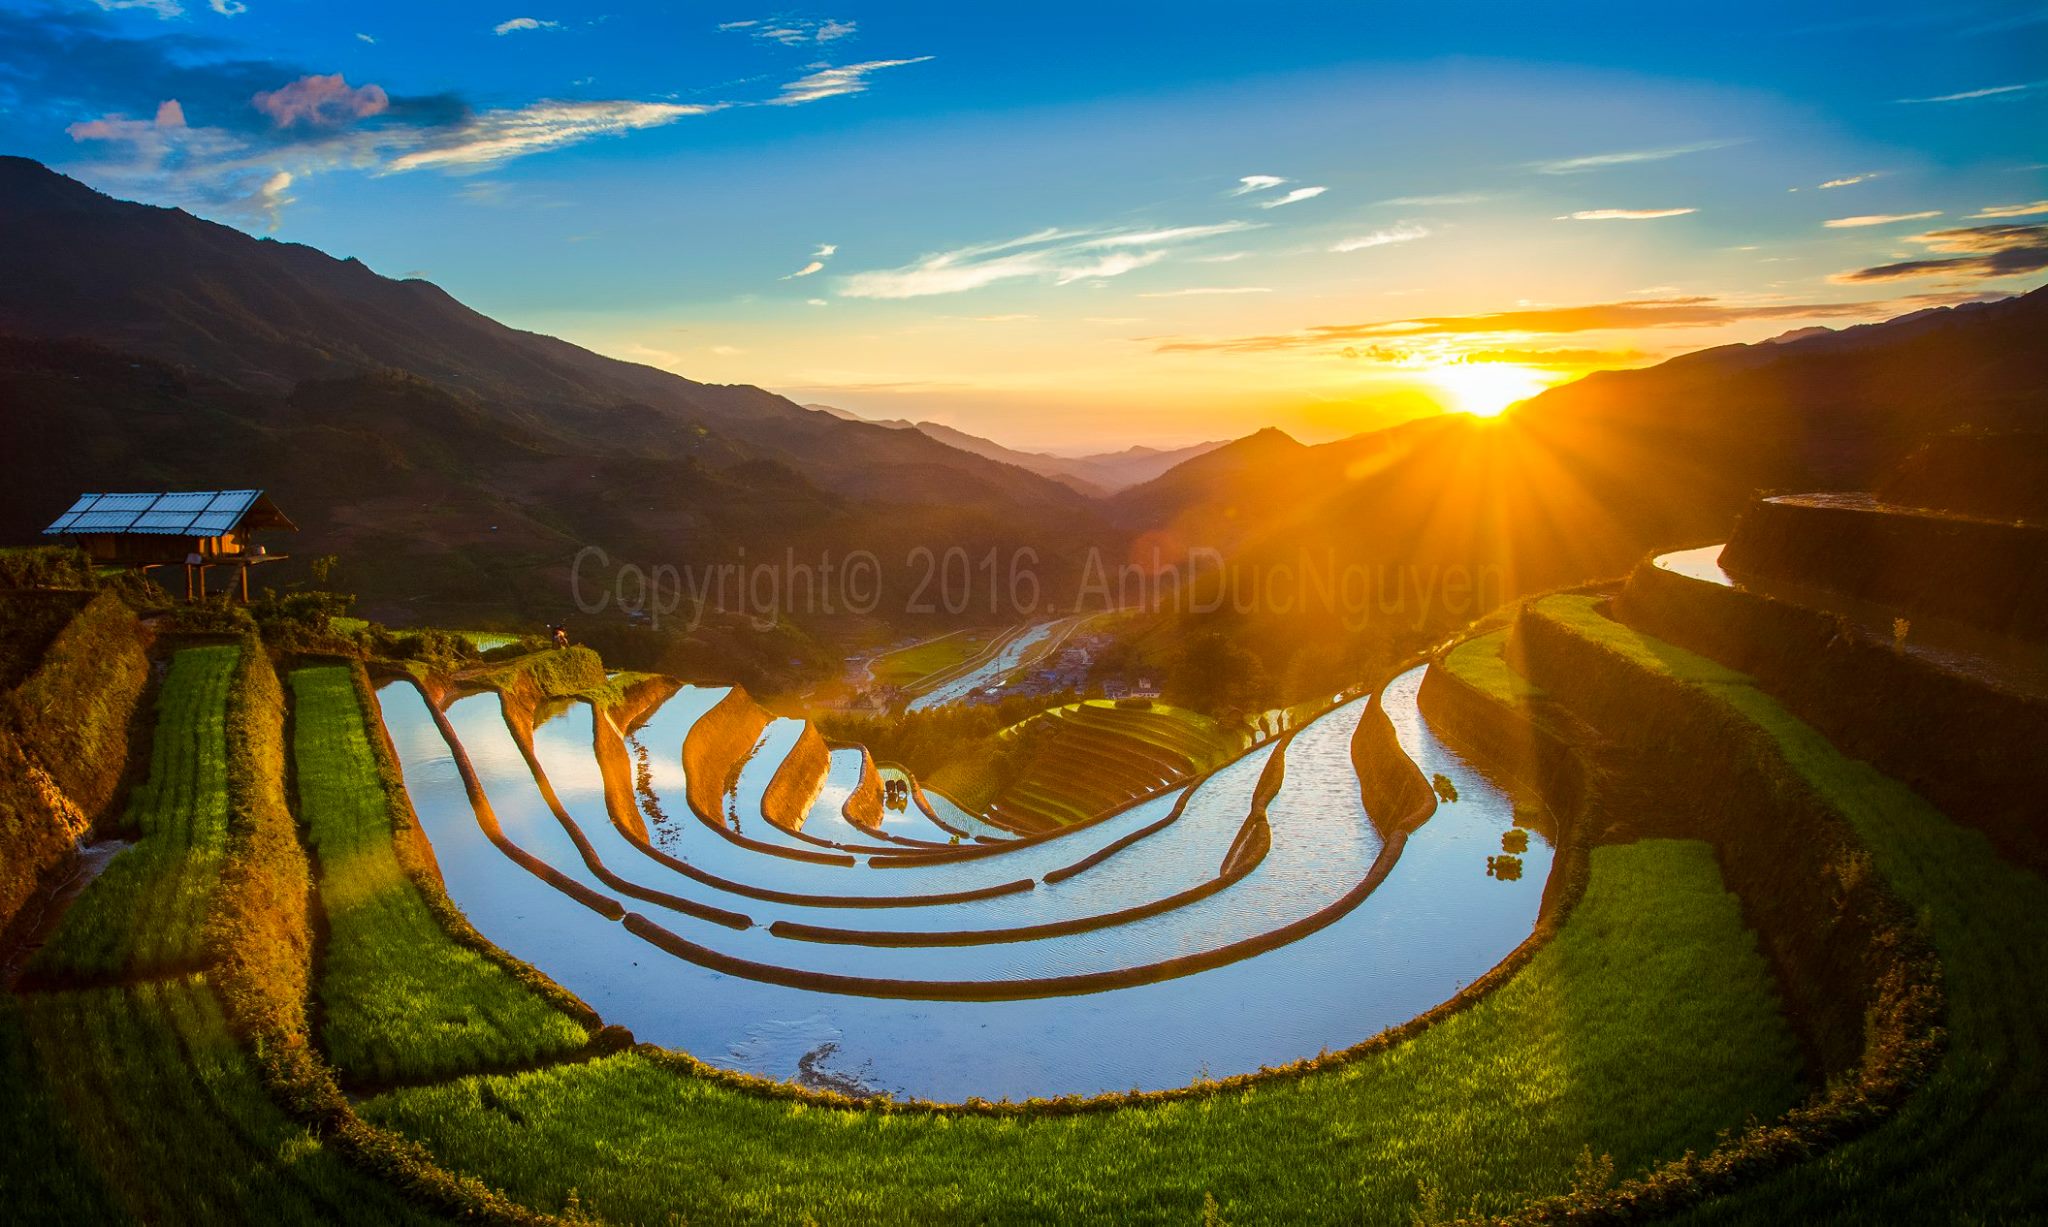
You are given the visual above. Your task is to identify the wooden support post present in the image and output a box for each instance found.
[240,565,250,604]
[185,564,194,602]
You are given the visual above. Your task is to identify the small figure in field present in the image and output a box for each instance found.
[552,624,570,650]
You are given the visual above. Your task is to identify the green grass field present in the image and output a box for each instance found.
[10,975,433,1224]
[1530,594,2048,1223]
[289,667,590,1084]
[869,629,999,688]
[363,839,1799,1224]
[29,645,239,981]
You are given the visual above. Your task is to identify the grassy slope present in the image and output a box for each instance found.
[1527,595,2048,1223]
[364,839,1798,1225]
[290,666,588,1084]
[1442,628,1543,704]
[29,644,239,980]
[14,975,433,1224]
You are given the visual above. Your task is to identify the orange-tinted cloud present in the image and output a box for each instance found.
[1153,294,1977,353]
[252,73,389,128]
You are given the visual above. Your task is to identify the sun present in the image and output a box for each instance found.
[1429,362,1551,419]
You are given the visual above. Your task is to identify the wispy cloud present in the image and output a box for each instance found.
[1138,286,1271,297]
[1817,173,1877,189]
[1530,139,1741,175]
[1824,211,1943,228]
[1557,207,1696,221]
[784,242,838,278]
[769,57,932,105]
[356,32,376,44]
[493,17,561,36]
[1972,200,2048,219]
[1331,223,1429,252]
[1831,224,2048,282]
[1231,174,1286,195]
[1895,81,2042,103]
[719,17,857,45]
[1258,185,1325,209]
[385,99,718,170]
[1377,192,1488,205]
[838,222,1257,299]
[1152,293,1983,353]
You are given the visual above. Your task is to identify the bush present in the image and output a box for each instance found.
[0,546,97,591]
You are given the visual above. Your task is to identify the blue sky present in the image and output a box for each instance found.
[3,1,2044,446]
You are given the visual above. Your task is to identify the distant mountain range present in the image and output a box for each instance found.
[2,154,2042,689]
[805,404,1225,495]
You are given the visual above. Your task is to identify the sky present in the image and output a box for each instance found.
[2,2,2044,450]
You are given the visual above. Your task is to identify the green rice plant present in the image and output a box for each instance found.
[16,975,434,1224]
[1528,594,2048,1224]
[365,839,1800,1225]
[290,666,589,1084]
[29,644,240,981]
[0,997,123,1220]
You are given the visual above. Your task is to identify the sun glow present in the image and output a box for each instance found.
[1429,362,1551,419]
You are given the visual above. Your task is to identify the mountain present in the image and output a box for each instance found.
[0,158,1109,651]
[1110,285,2048,687]
[804,404,1228,494]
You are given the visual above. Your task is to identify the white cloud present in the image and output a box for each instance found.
[1138,287,1272,297]
[838,222,1255,299]
[769,57,933,105]
[250,170,293,229]
[721,16,857,44]
[1818,173,1876,189]
[1557,207,1697,221]
[1258,186,1326,209]
[1971,200,2048,219]
[92,0,184,17]
[807,298,828,306]
[385,99,719,171]
[1331,223,1429,252]
[1895,82,2041,103]
[209,0,246,14]
[494,17,561,35]
[1823,211,1942,228]
[783,242,839,278]
[356,32,376,44]
[1232,174,1286,195]
[1531,139,1742,175]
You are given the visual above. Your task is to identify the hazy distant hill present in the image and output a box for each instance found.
[805,404,1227,495]
[0,158,1107,637]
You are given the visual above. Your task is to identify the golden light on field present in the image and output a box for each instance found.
[1429,362,1551,419]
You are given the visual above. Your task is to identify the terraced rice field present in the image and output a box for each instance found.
[973,700,1241,831]
[6,976,433,1223]
[373,657,1579,1100]
[1529,591,2048,1223]
[27,645,239,981]
[289,666,589,1084]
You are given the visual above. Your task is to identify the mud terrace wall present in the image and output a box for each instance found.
[681,687,772,830]
[0,591,148,938]
[1618,560,2047,875]
[1720,496,2048,641]
[1509,602,1915,1079]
